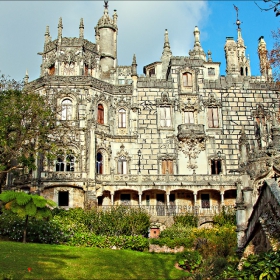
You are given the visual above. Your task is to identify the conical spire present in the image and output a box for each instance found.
[58,17,63,39]
[79,18,84,39]
[162,29,172,56]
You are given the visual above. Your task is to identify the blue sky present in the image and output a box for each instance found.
[0,1,278,82]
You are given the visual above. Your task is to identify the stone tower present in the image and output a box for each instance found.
[95,1,118,75]
[258,36,273,81]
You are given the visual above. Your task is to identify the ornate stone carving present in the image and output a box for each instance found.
[203,92,222,108]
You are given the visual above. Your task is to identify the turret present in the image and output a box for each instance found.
[161,29,172,78]
[189,26,206,61]
[258,36,273,81]
[95,1,118,73]
[24,70,29,85]
[224,37,239,77]
[236,20,251,76]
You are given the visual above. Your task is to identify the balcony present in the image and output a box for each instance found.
[98,205,235,217]
[177,124,206,142]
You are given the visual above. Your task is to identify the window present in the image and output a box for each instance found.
[162,160,173,174]
[208,68,215,76]
[84,64,88,76]
[49,65,55,76]
[96,152,103,174]
[56,157,65,171]
[58,191,69,207]
[118,79,125,85]
[117,156,127,174]
[208,107,219,128]
[201,194,210,209]
[149,68,155,77]
[182,72,192,87]
[61,99,73,120]
[211,159,222,175]
[184,111,194,124]
[97,104,104,124]
[160,106,171,127]
[55,154,75,172]
[66,155,75,172]
[118,109,126,128]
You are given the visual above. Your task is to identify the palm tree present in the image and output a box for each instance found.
[0,191,56,243]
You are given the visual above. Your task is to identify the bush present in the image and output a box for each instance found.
[173,212,198,227]
[177,250,202,272]
[213,207,236,226]
[150,237,193,249]
[223,250,280,280]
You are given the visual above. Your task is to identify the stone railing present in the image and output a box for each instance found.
[177,124,205,141]
[97,204,235,217]
[96,174,239,185]
[40,172,87,181]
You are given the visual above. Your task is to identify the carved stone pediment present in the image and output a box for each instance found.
[156,92,174,106]
[203,92,221,108]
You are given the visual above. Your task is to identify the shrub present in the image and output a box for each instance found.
[177,250,202,272]
[173,212,198,227]
[223,250,280,280]
[150,237,193,249]
[213,207,236,226]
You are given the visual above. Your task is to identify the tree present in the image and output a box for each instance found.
[0,190,56,243]
[269,28,280,83]
[255,0,280,17]
[0,74,57,193]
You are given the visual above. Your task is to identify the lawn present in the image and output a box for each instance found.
[0,241,189,279]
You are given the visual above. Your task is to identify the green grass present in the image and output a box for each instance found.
[0,241,189,279]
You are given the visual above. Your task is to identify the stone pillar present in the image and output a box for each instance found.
[138,192,142,206]
[166,192,170,206]
[220,191,224,206]
[110,191,114,206]
[193,191,197,205]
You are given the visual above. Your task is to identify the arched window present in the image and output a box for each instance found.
[117,156,127,174]
[96,152,103,174]
[56,157,64,171]
[182,72,192,87]
[61,99,73,120]
[66,155,75,172]
[55,153,75,172]
[118,109,126,128]
[97,104,104,124]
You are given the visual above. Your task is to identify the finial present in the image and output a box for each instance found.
[162,29,172,56]
[207,50,212,62]
[132,54,137,65]
[132,54,137,76]
[233,5,241,28]
[24,69,29,84]
[79,18,84,39]
[193,26,201,47]
[104,1,108,9]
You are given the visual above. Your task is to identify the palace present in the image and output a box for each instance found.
[8,2,279,232]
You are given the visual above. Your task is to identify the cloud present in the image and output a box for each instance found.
[0,1,209,81]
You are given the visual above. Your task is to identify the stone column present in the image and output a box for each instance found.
[110,191,114,206]
[138,192,142,206]
[193,191,197,205]
[220,191,224,206]
[166,192,170,206]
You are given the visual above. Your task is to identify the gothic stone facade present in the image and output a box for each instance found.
[16,4,278,215]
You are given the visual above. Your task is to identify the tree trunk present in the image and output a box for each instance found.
[23,215,28,243]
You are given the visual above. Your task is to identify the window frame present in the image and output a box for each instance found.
[97,103,104,125]
[61,99,73,121]
[208,107,219,128]
[118,108,126,128]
